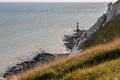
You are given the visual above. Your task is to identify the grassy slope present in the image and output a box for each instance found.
[9,13,120,80]
[10,38,120,80]
[63,58,120,80]
[81,14,120,49]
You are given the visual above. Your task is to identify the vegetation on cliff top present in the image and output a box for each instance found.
[81,14,120,50]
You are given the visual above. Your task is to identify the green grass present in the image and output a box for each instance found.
[62,58,120,80]
[81,14,120,49]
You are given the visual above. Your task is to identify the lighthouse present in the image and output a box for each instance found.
[76,22,80,32]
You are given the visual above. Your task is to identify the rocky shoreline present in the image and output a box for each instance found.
[3,52,69,78]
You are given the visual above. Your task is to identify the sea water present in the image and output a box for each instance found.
[0,2,107,73]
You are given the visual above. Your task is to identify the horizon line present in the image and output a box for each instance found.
[0,1,114,3]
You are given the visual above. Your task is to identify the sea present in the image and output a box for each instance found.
[0,2,107,74]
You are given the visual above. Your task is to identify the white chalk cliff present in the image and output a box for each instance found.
[71,0,120,54]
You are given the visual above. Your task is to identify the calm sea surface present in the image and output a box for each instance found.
[0,2,107,73]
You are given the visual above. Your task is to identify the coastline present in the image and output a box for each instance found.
[3,51,69,78]
[0,3,108,79]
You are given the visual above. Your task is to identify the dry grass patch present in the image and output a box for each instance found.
[8,38,120,80]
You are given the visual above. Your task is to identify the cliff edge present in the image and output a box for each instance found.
[71,0,120,54]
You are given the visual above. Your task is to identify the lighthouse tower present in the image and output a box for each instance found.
[76,22,80,32]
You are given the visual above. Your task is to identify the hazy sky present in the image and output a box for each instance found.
[0,0,117,2]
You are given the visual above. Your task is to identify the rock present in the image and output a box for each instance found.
[63,29,85,51]
[3,52,69,78]
[3,52,55,78]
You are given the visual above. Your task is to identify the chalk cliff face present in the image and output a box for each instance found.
[106,1,120,22]
[71,0,120,54]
